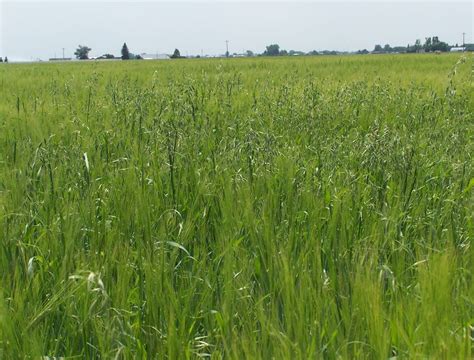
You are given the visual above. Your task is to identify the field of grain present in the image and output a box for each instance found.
[0,54,473,358]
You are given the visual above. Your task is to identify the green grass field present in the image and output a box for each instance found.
[0,54,473,358]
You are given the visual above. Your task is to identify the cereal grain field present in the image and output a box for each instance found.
[0,54,473,358]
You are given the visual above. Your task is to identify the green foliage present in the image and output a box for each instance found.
[74,45,91,60]
[171,48,181,59]
[424,36,451,52]
[121,43,130,60]
[373,44,408,54]
[0,54,473,359]
[407,39,423,53]
[407,36,450,53]
[263,44,280,56]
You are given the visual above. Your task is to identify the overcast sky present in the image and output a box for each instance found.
[1,1,472,60]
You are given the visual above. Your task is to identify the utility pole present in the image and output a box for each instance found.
[225,40,229,57]
[462,32,466,47]
[62,48,65,59]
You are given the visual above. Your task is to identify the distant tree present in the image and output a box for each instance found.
[407,37,448,53]
[357,49,369,54]
[391,46,407,53]
[74,45,91,60]
[424,37,432,51]
[308,50,319,56]
[121,43,130,60]
[4,57,8,63]
[373,44,383,52]
[383,44,391,52]
[171,49,181,58]
[246,50,254,57]
[135,54,143,60]
[407,42,420,53]
[280,49,288,56]
[430,36,450,52]
[0,57,3,63]
[432,41,450,52]
[414,39,422,52]
[320,50,337,55]
[263,44,280,56]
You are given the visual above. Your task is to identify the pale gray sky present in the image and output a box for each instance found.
[1,1,472,60]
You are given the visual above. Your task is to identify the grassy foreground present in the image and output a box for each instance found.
[0,54,473,358]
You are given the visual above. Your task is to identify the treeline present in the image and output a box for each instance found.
[372,36,451,54]
[257,36,453,57]
[73,43,144,60]
[406,36,450,53]
[261,44,340,57]
[70,35,458,61]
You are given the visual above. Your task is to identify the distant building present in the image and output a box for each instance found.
[49,57,72,61]
[464,44,474,52]
[140,53,170,60]
[96,54,118,60]
[450,47,465,52]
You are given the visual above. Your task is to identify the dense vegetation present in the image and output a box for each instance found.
[0,54,473,358]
